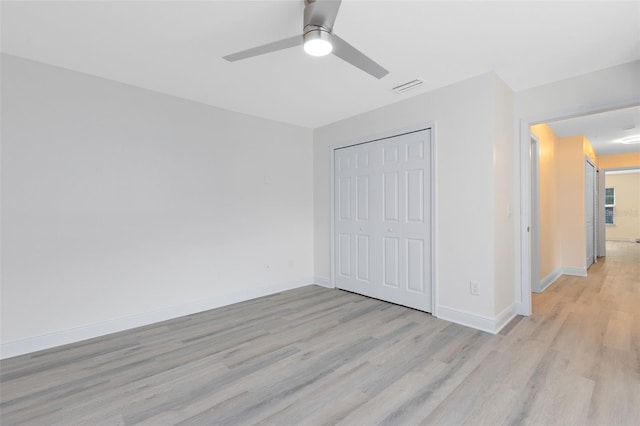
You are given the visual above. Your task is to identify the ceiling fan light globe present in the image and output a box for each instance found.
[303,28,333,56]
[304,39,332,56]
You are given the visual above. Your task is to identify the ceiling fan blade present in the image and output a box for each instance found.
[223,35,303,62]
[331,35,389,79]
[305,0,342,30]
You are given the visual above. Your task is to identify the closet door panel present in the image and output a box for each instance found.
[334,129,431,312]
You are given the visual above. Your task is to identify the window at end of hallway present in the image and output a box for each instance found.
[605,187,615,225]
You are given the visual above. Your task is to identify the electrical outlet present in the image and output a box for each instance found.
[470,281,480,296]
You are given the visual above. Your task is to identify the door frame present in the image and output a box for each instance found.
[585,156,599,268]
[517,101,639,316]
[329,122,437,314]
[530,134,541,293]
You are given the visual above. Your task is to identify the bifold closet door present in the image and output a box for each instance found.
[334,129,432,312]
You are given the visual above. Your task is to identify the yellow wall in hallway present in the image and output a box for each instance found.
[531,125,600,282]
[599,152,640,169]
[583,137,599,165]
[531,124,561,280]
[556,134,589,270]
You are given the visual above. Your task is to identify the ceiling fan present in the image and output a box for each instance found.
[223,0,389,79]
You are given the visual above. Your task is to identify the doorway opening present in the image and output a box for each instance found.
[603,167,640,245]
[520,104,640,315]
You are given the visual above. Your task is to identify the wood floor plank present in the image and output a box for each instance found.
[1,241,638,425]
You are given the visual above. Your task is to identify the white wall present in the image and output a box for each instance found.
[314,73,511,328]
[491,75,515,315]
[515,61,640,121]
[514,60,640,309]
[1,55,314,357]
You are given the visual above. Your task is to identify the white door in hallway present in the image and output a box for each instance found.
[585,159,597,269]
[334,129,432,312]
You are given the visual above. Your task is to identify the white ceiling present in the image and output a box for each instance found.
[1,1,639,128]
[547,106,640,156]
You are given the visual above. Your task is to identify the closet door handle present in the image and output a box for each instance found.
[387,227,393,232]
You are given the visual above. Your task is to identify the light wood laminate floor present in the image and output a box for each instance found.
[1,241,639,425]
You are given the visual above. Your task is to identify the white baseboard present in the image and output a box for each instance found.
[0,277,316,360]
[536,267,562,293]
[561,266,587,277]
[494,304,518,333]
[435,303,516,335]
[606,237,639,243]
[313,276,333,288]
[537,266,585,292]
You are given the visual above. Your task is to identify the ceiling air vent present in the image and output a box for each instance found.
[392,79,424,94]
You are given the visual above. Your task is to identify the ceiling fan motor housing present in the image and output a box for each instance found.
[303,25,332,41]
